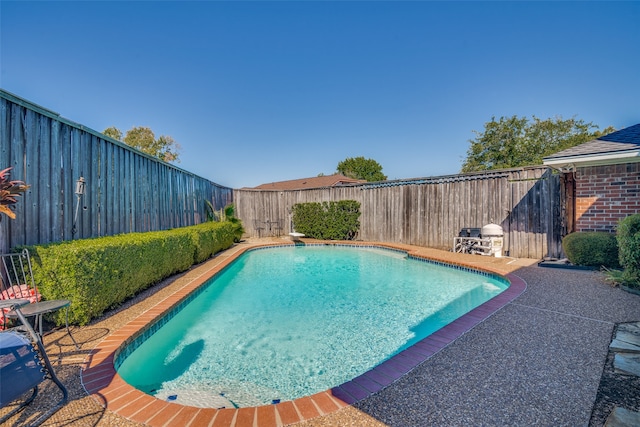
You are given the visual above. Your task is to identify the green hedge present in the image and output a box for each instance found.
[617,214,640,288]
[24,221,236,325]
[292,200,361,240]
[562,231,619,268]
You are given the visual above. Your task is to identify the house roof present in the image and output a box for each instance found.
[543,123,640,169]
[250,174,367,190]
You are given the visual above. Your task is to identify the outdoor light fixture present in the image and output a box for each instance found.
[75,176,86,196]
[72,176,86,236]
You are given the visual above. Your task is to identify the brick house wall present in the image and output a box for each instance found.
[575,163,640,232]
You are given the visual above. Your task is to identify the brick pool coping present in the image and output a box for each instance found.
[80,242,527,427]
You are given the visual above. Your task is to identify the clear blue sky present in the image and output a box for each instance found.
[2,1,639,189]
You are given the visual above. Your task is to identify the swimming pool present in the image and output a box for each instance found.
[115,245,508,408]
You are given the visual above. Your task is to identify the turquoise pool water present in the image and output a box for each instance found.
[116,245,508,408]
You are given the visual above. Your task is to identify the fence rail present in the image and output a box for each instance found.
[1,89,232,251]
[234,167,566,259]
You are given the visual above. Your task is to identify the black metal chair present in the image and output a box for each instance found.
[271,218,284,236]
[1,249,78,348]
[253,219,266,238]
[0,299,68,426]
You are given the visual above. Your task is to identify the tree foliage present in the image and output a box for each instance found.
[102,126,181,163]
[337,156,387,182]
[461,116,615,172]
[103,126,122,141]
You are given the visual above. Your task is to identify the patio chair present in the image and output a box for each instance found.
[253,219,265,237]
[0,299,69,426]
[0,249,78,348]
[271,218,284,236]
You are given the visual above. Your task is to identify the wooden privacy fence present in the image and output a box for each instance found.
[1,89,232,250]
[234,167,567,259]
[1,90,567,259]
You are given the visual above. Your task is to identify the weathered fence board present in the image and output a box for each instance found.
[235,168,565,259]
[1,90,232,250]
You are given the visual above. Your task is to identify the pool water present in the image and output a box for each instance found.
[116,246,507,407]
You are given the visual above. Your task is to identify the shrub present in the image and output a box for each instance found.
[292,200,361,240]
[562,231,619,268]
[616,214,640,288]
[24,221,236,325]
[206,202,244,242]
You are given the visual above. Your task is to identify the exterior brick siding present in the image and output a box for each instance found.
[575,163,640,232]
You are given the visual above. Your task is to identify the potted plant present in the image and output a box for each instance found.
[0,167,30,253]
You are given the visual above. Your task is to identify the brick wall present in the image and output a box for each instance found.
[575,163,640,232]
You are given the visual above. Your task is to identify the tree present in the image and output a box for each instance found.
[154,135,180,163]
[461,116,615,172]
[103,126,122,141]
[102,126,182,163]
[337,156,387,182]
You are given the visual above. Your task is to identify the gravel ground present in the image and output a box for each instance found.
[2,241,639,427]
[298,267,640,427]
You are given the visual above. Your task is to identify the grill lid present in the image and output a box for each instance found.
[481,223,503,237]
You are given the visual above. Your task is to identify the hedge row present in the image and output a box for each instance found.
[292,200,361,240]
[562,231,620,268]
[25,221,236,325]
[617,214,640,287]
[561,214,640,289]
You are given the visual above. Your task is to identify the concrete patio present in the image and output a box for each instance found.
[2,238,639,426]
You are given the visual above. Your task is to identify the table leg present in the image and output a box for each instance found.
[38,314,43,340]
[64,306,79,349]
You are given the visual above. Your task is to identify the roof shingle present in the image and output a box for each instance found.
[543,123,640,161]
[250,174,367,191]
